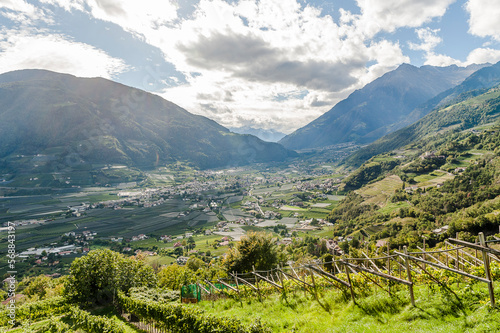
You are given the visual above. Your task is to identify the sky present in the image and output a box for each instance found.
[1,0,500,134]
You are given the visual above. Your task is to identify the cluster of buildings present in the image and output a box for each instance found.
[130,234,148,241]
[293,218,331,232]
[294,178,340,193]
[64,230,97,241]
[19,244,88,258]
[420,151,446,160]
[2,219,47,228]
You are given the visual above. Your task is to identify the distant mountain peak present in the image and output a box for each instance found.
[279,63,489,151]
[229,126,286,142]
[0,70,295,175]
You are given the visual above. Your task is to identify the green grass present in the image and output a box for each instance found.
[192,283,500,332]
[301,211,330,219]
[378,202,411,215]
[282,205,307,211]
[363,224,385,235]
[90,306,143,332]
[241,225,266,232]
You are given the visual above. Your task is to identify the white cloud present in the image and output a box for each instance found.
[423,47,500,67]
[43,0,178,37]
[35,0,457,132]
[466,48,500,64]
[407,28,460,66]
[466,0,500,41]
[39,0,85,12]
[355,0,455,37]
[409,28,442,53]
[0,29,128,78]
[152,0,410,131]
[407,26,500,67]
[0,0,51,23]
[424,53,461,66]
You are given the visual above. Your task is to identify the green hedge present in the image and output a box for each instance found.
[0,296,68,327]
[117,291,270,333]
[68,306,126,333]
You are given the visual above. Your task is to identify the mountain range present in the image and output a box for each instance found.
[346,61,500,166]
[229,126,286,142]
[279,63,487,150]
[0,70,295,174]
[2,61,499,179]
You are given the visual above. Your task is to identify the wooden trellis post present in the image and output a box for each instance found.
[387,242,391,295]
[276,265,283,286]
[423,238,426,271]
[479,232,495,307]
[252,270,283,290]
[342,255,356,305]
[308,267,318,301]
[252,266,263,302]
[403,246,415,307]
[308,265,349,288]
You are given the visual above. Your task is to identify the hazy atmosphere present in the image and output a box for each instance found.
[2,1,500,332]
[1,0,500,133]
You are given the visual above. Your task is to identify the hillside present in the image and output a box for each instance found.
[346,61,500,167]
[229,126,286,142]
[279,63,486,150]
[328,87,500,248]
[0,70,294,175]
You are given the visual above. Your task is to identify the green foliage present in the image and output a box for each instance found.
[223,232,278,273]
[117,291,271,333]
[68,306,126,333]
[327,192,381,238]
[33,316,72,333]
[401,156,446,175]
[0,296,68,327]
[24,275,54,299]
[157,264,197,290]
[343,160,399,190]
[187,256,206,271]
[128,286,180,302]
[412,158,500,217]
[327,119,500,248]
[64,249,157,306]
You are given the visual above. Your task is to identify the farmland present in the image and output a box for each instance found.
[0,161,346,277]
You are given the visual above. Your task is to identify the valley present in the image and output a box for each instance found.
[0,156,348,277]
[2,64,500,333]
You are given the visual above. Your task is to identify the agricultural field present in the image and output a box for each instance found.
[0,161,345,277]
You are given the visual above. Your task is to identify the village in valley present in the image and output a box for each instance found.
[0,160,350,276]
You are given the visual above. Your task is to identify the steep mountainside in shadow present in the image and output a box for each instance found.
[279,63,486,150]
[0,70,295,173]
[346,61,500,167]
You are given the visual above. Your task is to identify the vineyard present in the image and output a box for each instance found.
[2,232,500,332]
[178,232,499,306]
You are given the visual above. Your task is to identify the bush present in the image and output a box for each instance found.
[117,292,271,333]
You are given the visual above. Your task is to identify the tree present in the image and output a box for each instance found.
[351,238,360,249]
[322,253,334,272]
[47,252,56,263]
[158,264,196,290]
[24,275,53,299]
[187,236,196,250]
[186,257,205,271]
[173,247,183,256]
[223,232,278,273]
[64,249,156,306]
[339,241,349,254]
